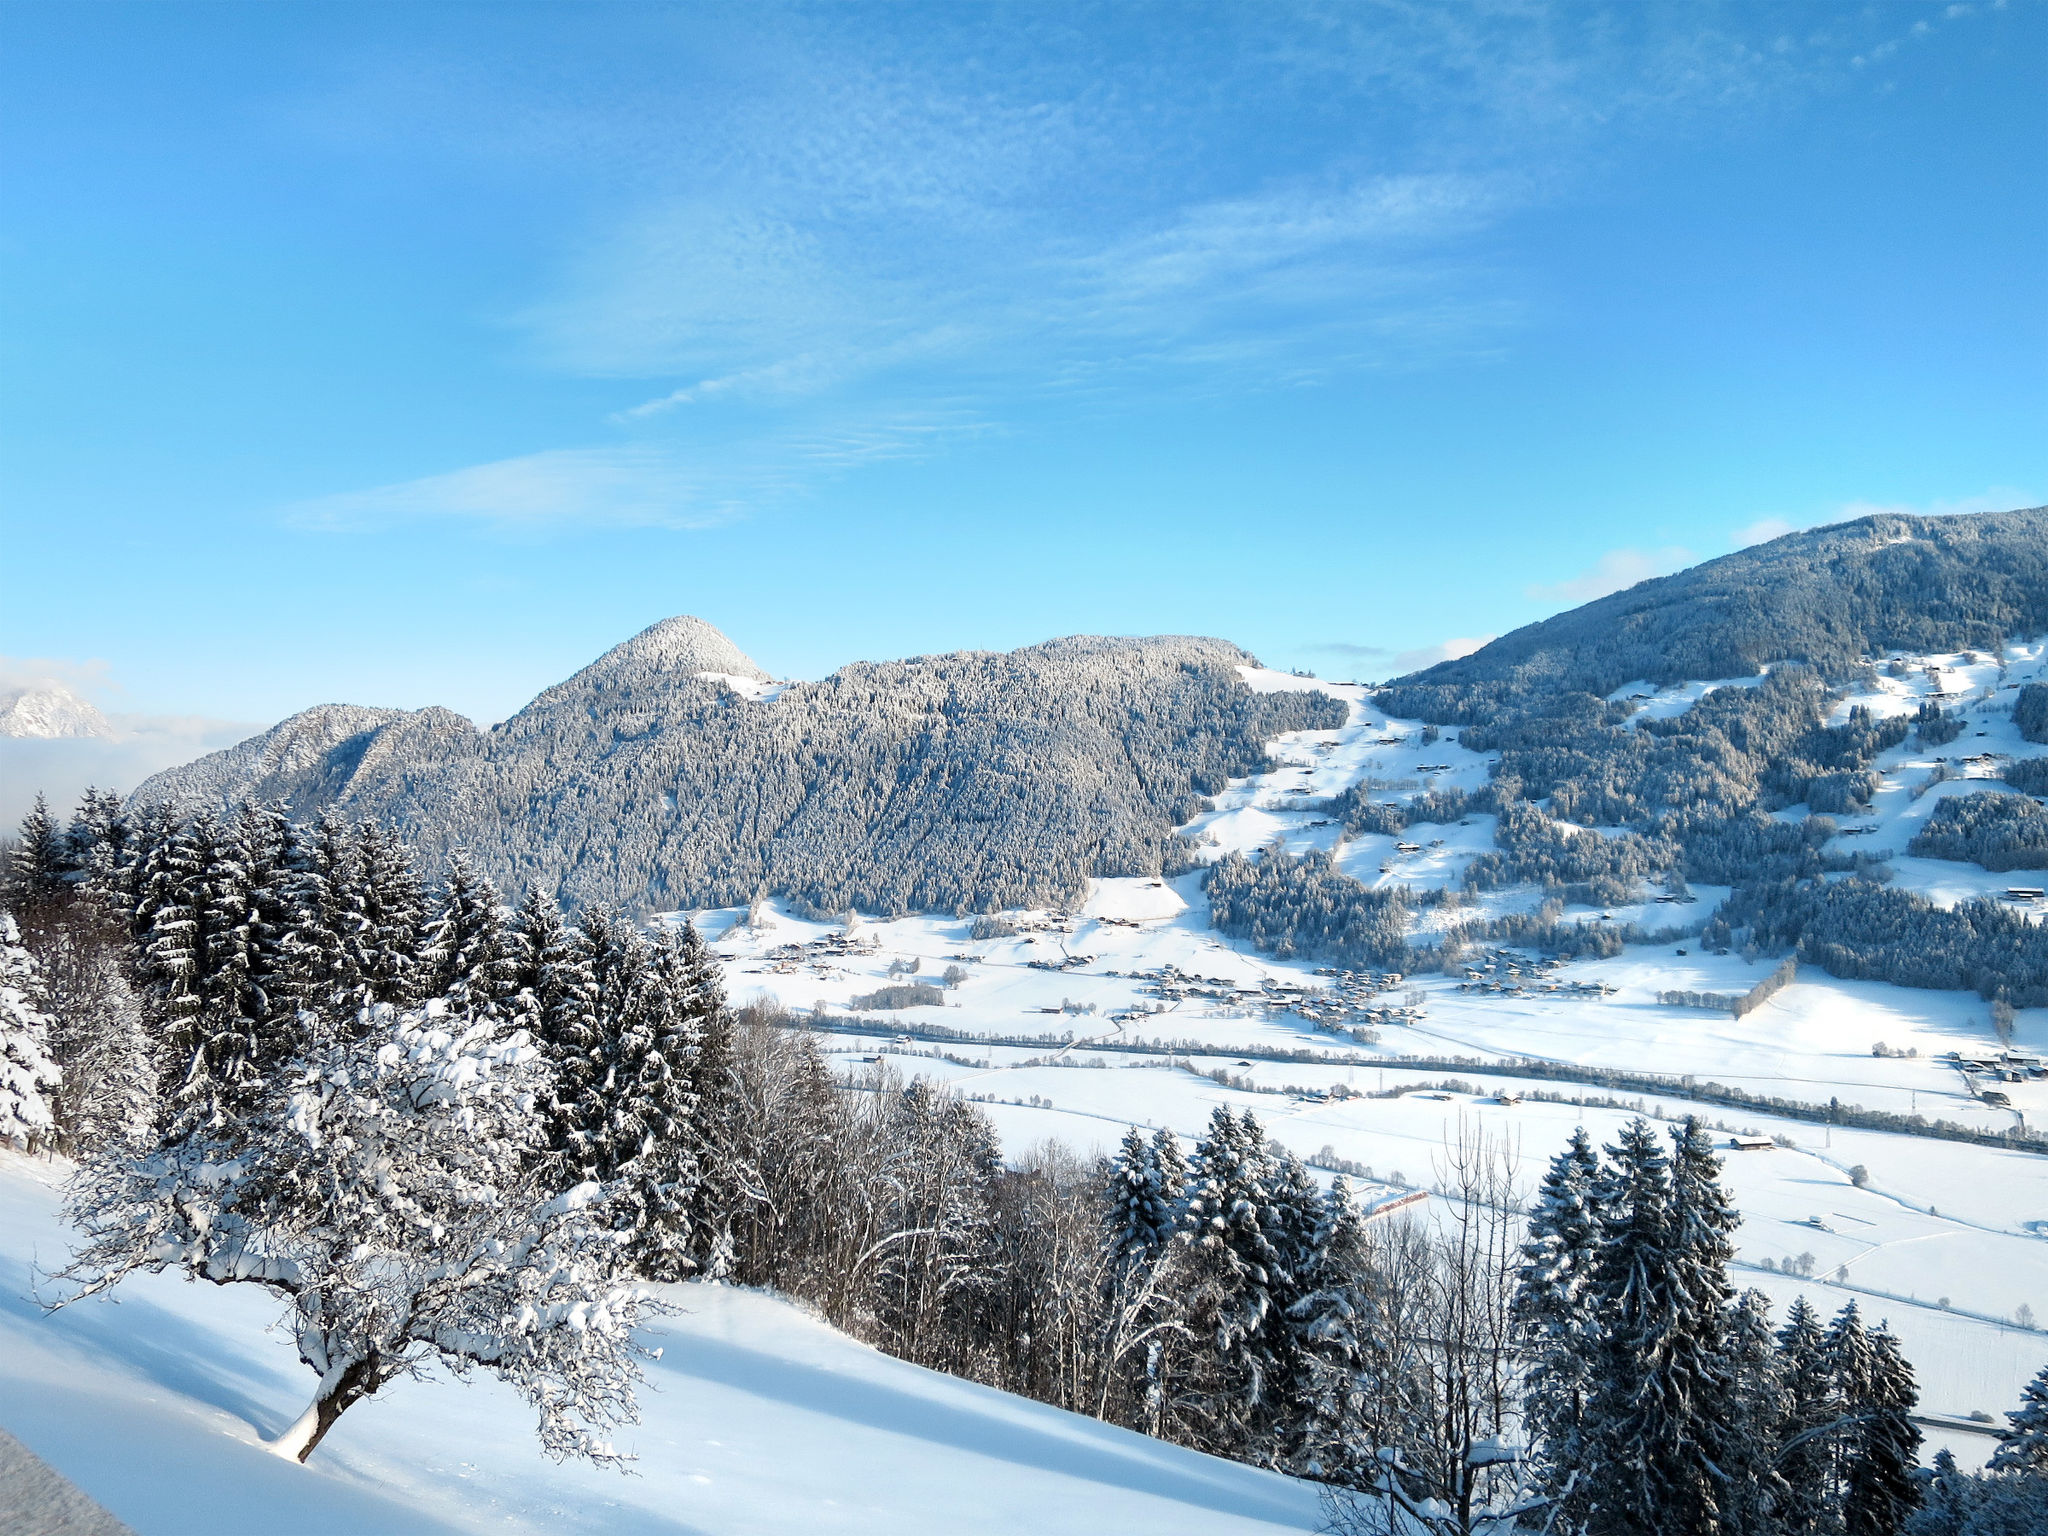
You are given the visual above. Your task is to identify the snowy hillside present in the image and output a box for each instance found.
[672,651,2048,1466]
[0,1151,1320,1536]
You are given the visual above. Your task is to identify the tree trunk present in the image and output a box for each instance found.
[269,1354,383,1463]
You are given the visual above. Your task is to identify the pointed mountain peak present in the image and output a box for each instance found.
[539,615,772,700]
[604,616,770,681]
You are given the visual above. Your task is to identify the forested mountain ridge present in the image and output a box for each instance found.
[131,624,1345,916]
[1381,507,2048,720]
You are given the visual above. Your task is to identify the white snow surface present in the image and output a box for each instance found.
[0,1151,1320,1536]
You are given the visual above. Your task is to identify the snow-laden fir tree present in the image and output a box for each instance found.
[1577,1116,1741,1536]
[1179,1106,1284,1456]
[59,994,659,1465]
[418,850,520,1019]
[667,920,744,1279]
[38,923,156,1154]
[1097,1125,1194,1438]
[1282,1175,1372,1478]
[1842,1322,1920,1536]
[1722,1287,1793,1536]
[65,788,132,920]
[602,922,700,1282]
[0,913,59,1149]
[6,793,72,936]
[1513,1124,1606,1522]
[1777,1295,1838,1535]
[1662,1115,1743,1519]
[1990,1363,2048,1476]
[1105,1126,1185,1269]
[351,820,424,1007]
[1908,1370,2048,1536]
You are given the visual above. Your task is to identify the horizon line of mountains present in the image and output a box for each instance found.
[128,507,2048,935]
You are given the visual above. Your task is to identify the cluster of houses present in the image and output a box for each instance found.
[1948,1048,2047,1097]
[731,930,882,977]
[1453,949,1615,1000]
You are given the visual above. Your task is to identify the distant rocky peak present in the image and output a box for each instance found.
[0,683,113,740]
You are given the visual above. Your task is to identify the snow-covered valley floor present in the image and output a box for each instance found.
[0,1153,1322,1536]
[675,654,2048,1467]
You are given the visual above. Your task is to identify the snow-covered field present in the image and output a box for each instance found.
[679,653,2048,1463]
[0,1152,1320,1536]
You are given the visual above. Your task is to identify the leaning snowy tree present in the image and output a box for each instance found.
[56,995,664,1465]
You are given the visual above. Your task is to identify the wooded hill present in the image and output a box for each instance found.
[132,618,1343,916]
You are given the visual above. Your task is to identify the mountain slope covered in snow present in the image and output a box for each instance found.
[131,625,1345,915]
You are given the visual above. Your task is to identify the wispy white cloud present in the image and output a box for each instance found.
[1525,546,1696,606]
[1391,636,1496,675]
[276,4,1970,535]
[1309,635,1496,676]
[282,448,753,533]
[1731,517,1800,548]
[0,654,118,699]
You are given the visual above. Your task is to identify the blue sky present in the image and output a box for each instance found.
[2,0,2043,734]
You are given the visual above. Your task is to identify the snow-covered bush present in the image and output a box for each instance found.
[60,998,660,1465]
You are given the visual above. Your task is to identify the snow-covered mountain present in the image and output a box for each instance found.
[0,684,112,740]
[130,622,1346,915]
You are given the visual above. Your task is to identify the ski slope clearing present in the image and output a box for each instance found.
[0,1153,1321,1536]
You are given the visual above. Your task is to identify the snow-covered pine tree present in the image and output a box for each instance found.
[515,888,599,1172]
[1723,1287,1793,1536]
[277,811,366,1029]
[351,820,424,1007]
[1662,1115,1743,1519]
[1097,1125,1193,1437]
[0,913,59,1149]
[65,788,131,911]
[1151,1126,1191,1211]
[1840,1322,1920,1536]
[605,923,700,1282]
[418,850,518,1018]
[1105,1127,1168,1268]
[1261,1147,1325,1454]
[6,793,72,936]
[1910,1448,1978,1536]
[59,993,659,1465]
[1283,1175,1372,1479]
[38,922,156,1155]
[1990,1364,2048,1476]
[1513,1124,1606,1521]
[1579,1115,1740,1536]
[557,904,638,1182]
[135,811,237,1130]
[1776,1295,1838,1535]
[1178,1106,1283,1456]
[670,920,745,1278]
